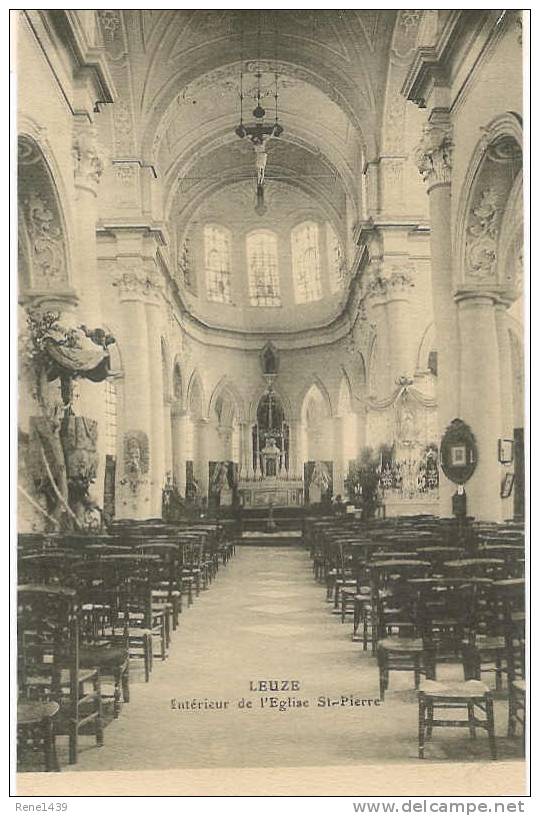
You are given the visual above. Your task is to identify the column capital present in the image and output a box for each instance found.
[364,265,414,303]
[414,111,453,191]
[171,403,189,419]
[112,269,163,304]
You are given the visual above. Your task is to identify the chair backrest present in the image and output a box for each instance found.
[17,585,79,706]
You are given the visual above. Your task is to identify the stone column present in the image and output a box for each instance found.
[365,282,392,398]
[415,112,459,515]
[385,270,415,383]
[113,282,153,520]
[72,121,107,509]
[171,405,189,497]
[238,420,251,479]
[332,416,345,496]
[456,292,502,521]
[145,298,167,516]
[288,419,307,481]
[196,418,210,499]
[495,301,515,518]
[163,397,173,477]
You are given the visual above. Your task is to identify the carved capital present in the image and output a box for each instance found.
[112,270,162,303]
[415,120,453,190]
[72,125,105,192]
[385,266,415,299]
[364,264,414,302]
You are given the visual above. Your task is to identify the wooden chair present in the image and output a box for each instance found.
[374,567,435,700]
[418,680,496,760]
[18,585,104,766]
[17,700,60,772]
[73,561,130,718]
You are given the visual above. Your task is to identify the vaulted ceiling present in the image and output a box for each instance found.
[96,10,425,333]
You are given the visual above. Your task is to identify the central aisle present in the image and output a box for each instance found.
[68,547,517,772]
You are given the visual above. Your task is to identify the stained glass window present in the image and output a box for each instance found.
[326,222,345,293]
[204,224,232,303]
[246,230,281,307]
[291,221,322,303]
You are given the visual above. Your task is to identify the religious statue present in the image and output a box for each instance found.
[261,436,281,478]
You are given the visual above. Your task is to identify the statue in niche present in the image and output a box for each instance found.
[261,342,279,375]
[397,396,417,445]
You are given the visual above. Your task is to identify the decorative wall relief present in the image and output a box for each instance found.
[22,192,66,288]
[18,135,70,292]
[415,121,453,189]
[121,430,150,494]
[72,126,104,189]
[465,189,499,282]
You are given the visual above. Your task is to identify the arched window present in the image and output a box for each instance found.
[204,224,232,303]
[291,221,322,303]
[326,222,345,293]
[246,230,281,307]
[104,380,117,456]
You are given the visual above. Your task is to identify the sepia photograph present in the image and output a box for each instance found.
[12,7,528,799]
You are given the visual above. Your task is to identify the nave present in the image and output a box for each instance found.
[43,545,522,773]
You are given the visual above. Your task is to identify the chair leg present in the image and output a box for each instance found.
[495,655,502,692]
[94,675,104,748]
[69,724,78,765]
[418,697,427,759]
[378,651,388,701]
[414,656,421,690]
[426,702,434,741]
[485,698,497,760]
[467,702,477,739]
[122,663,130,703]
[43,716,59,772]
[508,688,516,737]
[113,668,122,718]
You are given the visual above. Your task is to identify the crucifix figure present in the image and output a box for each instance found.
[251,134,269,187]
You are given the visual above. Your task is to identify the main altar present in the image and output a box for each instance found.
[238,358,304,507]
[238,433,303,507]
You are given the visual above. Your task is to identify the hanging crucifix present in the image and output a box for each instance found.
[235,60,284,214]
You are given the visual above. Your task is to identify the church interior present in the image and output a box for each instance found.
[16,10,526,784]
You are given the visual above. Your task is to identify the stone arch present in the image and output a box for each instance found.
[367,335,378,396]
[337,370,354,416]
[454,113,523,297]
[186,370,206,419]
[208,376,245,424]
[172,356,183,403]
[300,380,333,424]
[248,384,292,424]
[17,134,72,295]
[416,322,437,374]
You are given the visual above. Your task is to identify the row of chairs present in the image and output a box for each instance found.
[306,514,526,760]
[17,519,235,772]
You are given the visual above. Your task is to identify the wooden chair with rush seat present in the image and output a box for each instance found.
[18,585,104,767]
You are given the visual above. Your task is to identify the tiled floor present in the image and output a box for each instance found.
[56,546,523,773]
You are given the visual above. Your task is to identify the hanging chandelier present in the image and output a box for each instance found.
[235,12,284,214]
